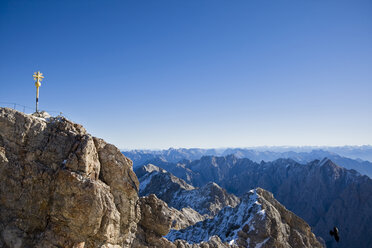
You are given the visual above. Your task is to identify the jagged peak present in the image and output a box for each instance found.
[137,164,195,194]
[270,157,298,165]
[317,157,332,166]
[203,181,221,189]
[143,163,165,173]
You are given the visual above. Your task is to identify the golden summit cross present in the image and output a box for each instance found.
[33,71,44,86]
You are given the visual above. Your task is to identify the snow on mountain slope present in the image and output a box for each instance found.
[166,188,324,248]
[135,164,240,217]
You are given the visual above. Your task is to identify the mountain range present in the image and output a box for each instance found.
[123,147,372,178]
[135,155,372,248]
[135,163,324,247]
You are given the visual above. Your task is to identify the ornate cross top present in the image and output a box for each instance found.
[33,71,44,112]
[33,71,44,87]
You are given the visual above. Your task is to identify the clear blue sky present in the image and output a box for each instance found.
[1,0,371,149]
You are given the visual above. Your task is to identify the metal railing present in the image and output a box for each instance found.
[0,102,66,117]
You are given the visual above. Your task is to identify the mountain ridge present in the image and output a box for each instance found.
[135,163,240,217]
[166,188,323,248]
[135,162,324,247]
[124,148,372,178]
[140,154,372,248]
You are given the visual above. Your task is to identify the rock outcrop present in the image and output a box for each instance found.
[0,108,140,247]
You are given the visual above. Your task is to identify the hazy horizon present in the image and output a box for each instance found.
[120,144,372,151]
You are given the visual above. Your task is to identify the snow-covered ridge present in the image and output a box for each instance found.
[166,188,323,248]
[166,189,264,244]
[136,164,239,216]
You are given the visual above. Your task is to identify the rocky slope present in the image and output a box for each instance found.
[135,164,240,217]
[0,108,142,247]
[167,188,323,248]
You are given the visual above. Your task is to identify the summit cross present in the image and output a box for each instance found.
[33,71,44,87]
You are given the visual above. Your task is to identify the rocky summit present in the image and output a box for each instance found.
[0,107,140,247]
[0,107,323,248]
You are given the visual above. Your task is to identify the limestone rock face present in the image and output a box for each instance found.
[170,207,205,230]
[0,108,139,247]
[132,194,175,248]
[93,137,140,242]
[138,194,173,237]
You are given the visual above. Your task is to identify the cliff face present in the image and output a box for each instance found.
[0,108,140,247]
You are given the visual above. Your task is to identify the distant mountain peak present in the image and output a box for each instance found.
[317,157,332,166]
[135,164,240,217]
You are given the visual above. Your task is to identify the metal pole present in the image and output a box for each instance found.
[36,87,39,112]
